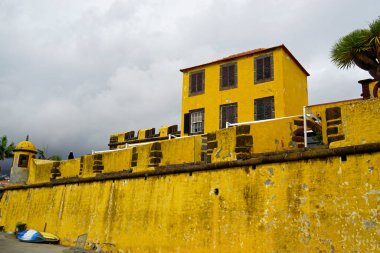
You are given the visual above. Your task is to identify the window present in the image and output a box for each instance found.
[220,103,237,128]
[254,53,273,84]
[18,154,29,168]
[189,70,204,95]
[190,109,204,134]
[220,62,237,90]
[254,96,275,121]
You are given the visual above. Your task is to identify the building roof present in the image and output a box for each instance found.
[180,44,310,76]
[14,140,37,154]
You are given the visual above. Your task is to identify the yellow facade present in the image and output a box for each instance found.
[180,45,309,135]
[1,152,378,252]
[307,98,380,148]
[2,45,380,252]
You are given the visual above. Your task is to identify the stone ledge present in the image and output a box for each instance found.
[2,142,380,191]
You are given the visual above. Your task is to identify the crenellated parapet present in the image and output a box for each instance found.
[109,125,180,149]
[7,97,380,186]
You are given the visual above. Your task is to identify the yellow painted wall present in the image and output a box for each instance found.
[102,149,132,173]
[181,47,308,135]
[210,117,299,163]
[26,136,203,184]
[160,136,202,165]
[282,50,308,116]
[309,98,380,147]
[329,98,380,147]
[28,160,54,184]
[1,152,378,252]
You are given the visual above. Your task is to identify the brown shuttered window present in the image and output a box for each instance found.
[254,96,275,121]
[220,62,237,90]
[189,70,205,96]
[220,103,237,128]
[254,53,274,84]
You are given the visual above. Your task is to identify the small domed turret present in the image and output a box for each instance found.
[14,141,37,154]
[10,136,37,184]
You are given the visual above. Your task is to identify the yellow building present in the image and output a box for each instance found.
[2,45,380,252]
[180,44,309,135]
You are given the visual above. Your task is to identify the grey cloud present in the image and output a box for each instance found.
[0,0,379,174]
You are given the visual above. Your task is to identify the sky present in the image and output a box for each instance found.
[0,0,379,174]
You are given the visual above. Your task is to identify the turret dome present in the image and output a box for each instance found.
[14,141,37,154]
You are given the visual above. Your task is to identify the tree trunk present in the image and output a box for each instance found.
[353,53,378,71]
[369,65,380,81]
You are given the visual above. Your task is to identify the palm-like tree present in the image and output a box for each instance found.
[37,149,62,161]
[331,17,380,81]
[0,135,15,174]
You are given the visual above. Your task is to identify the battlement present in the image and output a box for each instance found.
[108,125,180,149]
[5,97,378,186]
[1,97,379,251]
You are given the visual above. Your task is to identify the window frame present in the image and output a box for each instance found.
[220,103,238,129]
[18,154,29,168]
[254,53,274,84]
[189,70,205,96]
[254,96,275,121]
[220,62,237,90]
[189,109,205,135]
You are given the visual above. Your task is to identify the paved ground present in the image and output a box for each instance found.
[0,232,83,253]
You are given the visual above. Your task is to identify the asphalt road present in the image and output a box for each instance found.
[0,233,73,253]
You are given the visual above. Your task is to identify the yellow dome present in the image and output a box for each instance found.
[14,141,37,154]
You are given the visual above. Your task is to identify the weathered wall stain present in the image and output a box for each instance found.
[1,152,379,252]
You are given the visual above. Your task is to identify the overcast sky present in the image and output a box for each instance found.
[0,0,379,173]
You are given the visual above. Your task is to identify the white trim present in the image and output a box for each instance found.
[303,106,322,148]
[303,106,308,148]
[226,115,302,128]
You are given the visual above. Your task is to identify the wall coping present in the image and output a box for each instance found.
[2,142,380,191]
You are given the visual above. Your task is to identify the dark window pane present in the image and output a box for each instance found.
[18,154,29,168]
[254,96,274,121]
[220,104,237,128]
[256,58,263,81]
[228,65,235,86]
[254,100,265,120]
[255,54,273,83]
[190,74,197,93]
[264,100,273,119]
[220,63,237,89]
[184,113,190,134]
[221,67,228,87]
[264,57,271,79]
[197,72,203,92]
[190,70,204,95]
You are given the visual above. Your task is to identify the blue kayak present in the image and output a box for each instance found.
[17,229,59,244]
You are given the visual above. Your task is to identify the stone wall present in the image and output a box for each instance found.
[0,149,379,252]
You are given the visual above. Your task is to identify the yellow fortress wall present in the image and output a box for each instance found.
[0,151,378,252]
[309,98,380,148]
[24,135,204,184]
[2,67,380,252]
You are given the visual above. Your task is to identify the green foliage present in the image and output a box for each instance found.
[48,155,62,161]
[331,16,380,80]
[0,135,15,160]
[331,29,371,69]
[369,17,380,46]
[37,149,61,161]
[37,149,46,159]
